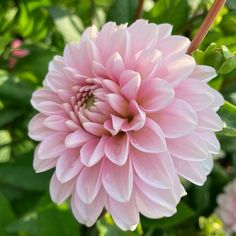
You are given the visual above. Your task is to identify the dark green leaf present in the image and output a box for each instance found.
[145,0,189,33]
[107,0,138,24]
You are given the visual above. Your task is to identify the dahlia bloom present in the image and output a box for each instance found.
[28,19,223,230]
[216,179,236,232]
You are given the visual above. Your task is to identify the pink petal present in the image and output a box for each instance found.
[157,36,190,55]
[150,99,198,138]
[197,109,223,131]
[105,133,129,166]
[128,19,158,53]
[106,93,128,116]
[28,114,52,141]
[44,115,69,131]
[131,148,175,188]
[135,176,182,211]
[31,88,61,110]
[196,129,220,154]
[120,70,141,101]
[106,195,139,231]
[175,79,215,111]
[156,23,173,40]
[167,132,209,161]
[65,128,95,148]
[50,173,75,204]
[83,122,107,136]
[106,52,125,81]
[71,188,105,227]
[80,136,108,167]
[76,161,103,204]
[102,158,133,202]
[33,145,57,173]
[190,65,216,82]
[135,186,177,218]
[36,101,65,116]
[129,118,166,153]
[56,149,84,183]
[121,100,146,131]
[135,49,162,79]
[172,156,209,185]
[137,78,174,112]
[37,132,67,159]
[159,54,195,86]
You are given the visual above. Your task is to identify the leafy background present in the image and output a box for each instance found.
[0,0,236,235]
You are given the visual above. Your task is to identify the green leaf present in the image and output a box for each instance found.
[218,101,236,137]
[7,213,38,236]
[0,192,16,236]
[0,161,51,191]
[107,0,138,24]
[0,109,24,127]
[141,202,195,228]
[145,0,189,33]
[218,55,236,74]
[48,7,83,42]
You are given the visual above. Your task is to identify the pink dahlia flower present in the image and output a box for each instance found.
[28,19,223,230]
[216,179,236,232]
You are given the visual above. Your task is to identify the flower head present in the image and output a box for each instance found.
[28,19,223,230]
[216,179,236,232]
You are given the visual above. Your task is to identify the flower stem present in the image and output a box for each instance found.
[135,0,145,19]
[187,0,226,55]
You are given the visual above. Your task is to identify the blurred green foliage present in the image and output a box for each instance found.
[1,0,236,235]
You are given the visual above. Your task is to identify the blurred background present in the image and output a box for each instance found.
[1,0,236,235]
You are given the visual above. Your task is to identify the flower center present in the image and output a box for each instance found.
[84,94,95,109]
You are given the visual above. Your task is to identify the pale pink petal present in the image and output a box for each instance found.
[121,100,146,131]
[172,156,209,185]
[131,148,175,189]
[159,54,195,86]
[137,78,174,112]
[83,122,107,136]
[175,79,215,111]
[134,176,184,209]
[196,129,220,154]
[80,136,108,167]
[71,188,105,227]
[106,195,139,231]
[76,161,103,204]
[105,133,129,166]
[189,65,216,82]
[167,132,209,161]
[37,132,67,159]
[31,88,61,110]
[150,99,198,138]
[135,49,162,79]
[197,109,223,131]
[36,101,65,116]
[28,114,52,141]
[119,70,141,101]
[135,187,177,218]
[106,52,125,81]
[102,158,133,202]
[50,173,75,204]
[106,93,128,116]
[157,36,190,55]
[56,149,83,183]
[156,23,173,40]
[44,115,69,131]
[33,145,57,173]
[128,19,158,53]
[65,128,95,148]
[129,118,166,153]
